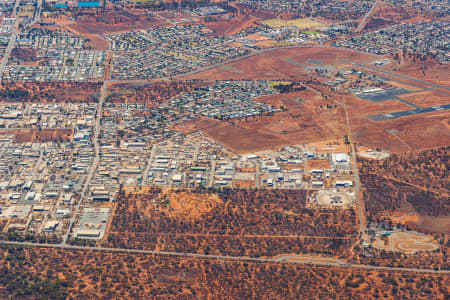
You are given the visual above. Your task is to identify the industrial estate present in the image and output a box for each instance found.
[0,0,448,298]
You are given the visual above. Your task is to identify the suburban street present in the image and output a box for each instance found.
[355,0,381,33]
[0,0,21,77]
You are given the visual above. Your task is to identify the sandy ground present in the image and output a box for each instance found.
[373,232,439,254]
[397,91,450,107]
[316,191,352,207]
[307,138,350,153]
[0,128,73,143]
[351,110,450,152]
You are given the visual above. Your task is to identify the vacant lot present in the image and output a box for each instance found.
[183,47,377,81]
[397,91,450,107]
[0,128,73,143]
[185,89,346,153]
[373,232,439,254]
[260,18,323,29]
[350,110,450,152]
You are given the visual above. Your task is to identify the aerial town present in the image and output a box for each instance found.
[0,0,448,298]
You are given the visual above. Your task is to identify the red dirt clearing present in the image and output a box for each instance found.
[397,91,450,107]
[184,90,346,153]
[204,15,258,36]
[0,128,73,143]
[183,47,379,81]
[351,110,450,152]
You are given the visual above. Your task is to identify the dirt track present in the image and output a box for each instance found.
[374,232,439,254]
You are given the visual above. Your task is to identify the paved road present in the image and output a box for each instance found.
[208,160,216,187]
[0,0,21,77]
[29,147,45,179]
[30,0,42,26]
[304,84,367,241]
[1,240,448,274]
[62,82,106,244]
[142,141,161,186]
[255,162,261,189]
[356,0,381,33]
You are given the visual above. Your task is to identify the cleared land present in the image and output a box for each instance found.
[204,15,258,36]
[316,191,353,208]
[383,60,450,87]
[259,18,323,29]
[397,91,450,107]
[57,11,168,35]
[0,128,73,143]
[183,47,378,81]
[350,110,450,152]
[186,89,346,153]
[373,232,439,254]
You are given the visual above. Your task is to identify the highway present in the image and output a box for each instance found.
[1,240,448,275]
[0,0,21,77]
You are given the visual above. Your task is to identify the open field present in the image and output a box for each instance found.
[204,15,258,36]
[183,47,379,81]
[184,54,306,81]
[0,128,73,143]
[350,110,450,152]
[414,215,450,234]
[343,96,415,117]
[84,35,109,50]
[373,232,439,254]
[259,18,323,29]
[307,159,331,171]
[192,118,288,153]
[397,91,450,107]
[67,11,168,35]
[306,138,350,153]
[269,47,377,68]
[187,90,346,153]
[383,61,450,87]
